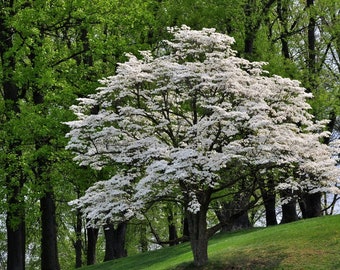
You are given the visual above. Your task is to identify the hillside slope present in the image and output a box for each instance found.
[81,215,340,270]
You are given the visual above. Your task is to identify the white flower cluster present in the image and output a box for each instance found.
[66,25,340,225]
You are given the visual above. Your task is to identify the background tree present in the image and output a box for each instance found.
[0,0,162,268]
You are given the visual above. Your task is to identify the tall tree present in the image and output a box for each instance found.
[66,26,339,266]
[1,1,26,268]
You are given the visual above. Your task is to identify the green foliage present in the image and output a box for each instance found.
[157,0,245,52]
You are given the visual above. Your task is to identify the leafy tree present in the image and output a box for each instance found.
[1,0,164,268]
[66,26,339,266]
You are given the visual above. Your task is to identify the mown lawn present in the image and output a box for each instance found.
[80,214,340,270]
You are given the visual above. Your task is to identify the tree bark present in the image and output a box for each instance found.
[186,192,210,267]
[215,192,252,232]
[299,192,322,218]
[114,222,128,258]
[281,201,298,223]
[182,216,189,242]
[86,227,99,265]
[186,210,209,267]
[6,194,25,270]
[41,191,60,270]
[168,211,179,246]
[103,222,127,261]
[32,86,61,270]
[277,0,290,59]
[260,178,277,226]
[2,14,26,270]
[262,193,278,226]
[307,0,316,74]
[103,223,115,261]
[244,0,257,56]
[280,191,298,224]
[74,208,83,268]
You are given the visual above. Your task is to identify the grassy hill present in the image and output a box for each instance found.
[81,215,340,270]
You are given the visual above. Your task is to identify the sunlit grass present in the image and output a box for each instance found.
[80,215,340,270]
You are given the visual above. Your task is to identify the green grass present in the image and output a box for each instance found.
[81,215,340,270]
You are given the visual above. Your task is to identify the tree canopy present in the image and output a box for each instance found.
[66,26,340,267]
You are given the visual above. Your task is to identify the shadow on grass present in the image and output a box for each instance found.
[171,248,286,270]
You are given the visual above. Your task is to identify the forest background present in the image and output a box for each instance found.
[0,0,339,269]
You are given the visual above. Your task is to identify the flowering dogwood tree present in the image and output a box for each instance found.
[66,26,339,266]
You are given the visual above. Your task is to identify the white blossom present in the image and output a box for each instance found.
[66,25,340,226]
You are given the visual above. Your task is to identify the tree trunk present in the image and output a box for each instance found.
[168,211,179,246]
[215,193,251,232]
[6,195,25,270]
[182,216,189,242]
[277,0,291,59]
[244,0,256,56]
[260,178,277,226]
[281,200,298,223]
[86,227,99,265]
[31,85,60,270]
[307,0,316,74]
[186,211,209,267]
[103,223,115,261]
[2,5,26,268]
[263,193,278,226]
[113,222,128,258]
[103,221,127,261]
[41,191,60,270]
[280,190,298,224]
[299,192,322,218]
[186,193,210,267]
[74,208,83,268]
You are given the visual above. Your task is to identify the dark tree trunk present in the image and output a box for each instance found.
[103,222,127,261]
[113,222,128,258]
[232,212,251,231]
[74,209,83,268]
[244,0,256,56]
[281,200,298,223]
[186,210,209,267]
[103,223,115,261]
[41,191,60,270]
[32,86,60,270]
[260,178,277,226]
[262,193,277,226]
[299,192,322,218]
[305,0,318,93]
[215,193,251,232]
[186,192,210,267]
[280,191,298,224]
[6,193,25,270]
[277,0,290,59]
[307,0,316,74]
[182,216,189,242]
[244,33,255,56]
[86,227,99,265]
[168,211,179,246]
[2,5,26,268]
[215,202,251,232]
